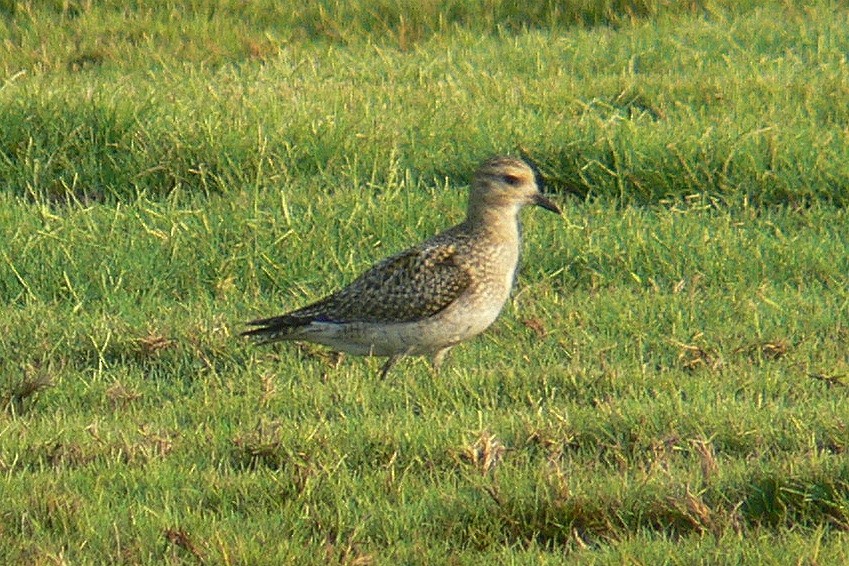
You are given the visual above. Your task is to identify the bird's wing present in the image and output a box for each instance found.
[245,242,472,332]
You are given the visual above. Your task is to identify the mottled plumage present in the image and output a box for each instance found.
[243,155,560,377]
[249,242,471,330]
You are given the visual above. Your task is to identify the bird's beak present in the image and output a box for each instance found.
[534,193,561,214]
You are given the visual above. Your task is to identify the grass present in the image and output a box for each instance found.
[3,1,849,205]
[2,0,849,563]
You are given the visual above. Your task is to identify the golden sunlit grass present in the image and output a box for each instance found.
[1,1,849,564]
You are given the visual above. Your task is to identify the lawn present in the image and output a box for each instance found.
[1,1,848,563]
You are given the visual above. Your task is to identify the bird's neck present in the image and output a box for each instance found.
[465,201,522,241]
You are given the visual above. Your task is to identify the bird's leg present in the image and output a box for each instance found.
[379,355,401,379]
[330,351,345,369]
[431,346,453,374]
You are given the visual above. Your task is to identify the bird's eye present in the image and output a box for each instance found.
[502,174,521,186]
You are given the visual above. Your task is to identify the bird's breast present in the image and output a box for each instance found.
[459,235,521,318]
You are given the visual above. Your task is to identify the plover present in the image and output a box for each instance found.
[242,155,560,377]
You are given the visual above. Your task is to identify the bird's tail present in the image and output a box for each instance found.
[241,315,308,343]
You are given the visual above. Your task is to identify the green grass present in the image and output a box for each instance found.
[3,1,849,205]
[2,1,849,563]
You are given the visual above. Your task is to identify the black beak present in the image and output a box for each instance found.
[534,193,561,214]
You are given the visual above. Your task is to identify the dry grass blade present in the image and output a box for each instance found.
[164,527,205,563]
[522,317,548,338]
[460,430,506,474]
[733,339,790,361]
[2,362,59,416]
[670,338,721,372]
[136,332,175,358]
[690,438,718,484]
[807,372,846,388]
[106,380,142,409]
[667,486,716,536]
[324,533,375,566]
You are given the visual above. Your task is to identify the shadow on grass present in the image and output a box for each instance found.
[434,464,849,551]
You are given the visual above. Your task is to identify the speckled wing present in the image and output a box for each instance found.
[243,243,472,337]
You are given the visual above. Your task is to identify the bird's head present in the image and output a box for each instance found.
[470,156,561,216]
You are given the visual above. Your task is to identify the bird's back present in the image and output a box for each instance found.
[242,225,485,340]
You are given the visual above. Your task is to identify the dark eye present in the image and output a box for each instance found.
[502,174,521,186]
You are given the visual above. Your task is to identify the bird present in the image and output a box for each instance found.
[242,155,561,378]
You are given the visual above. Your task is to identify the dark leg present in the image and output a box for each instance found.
[379,355,401,379]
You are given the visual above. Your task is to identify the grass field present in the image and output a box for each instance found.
[2,1,849,563]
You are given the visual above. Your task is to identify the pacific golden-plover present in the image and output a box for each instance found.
[242,155,561,377]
